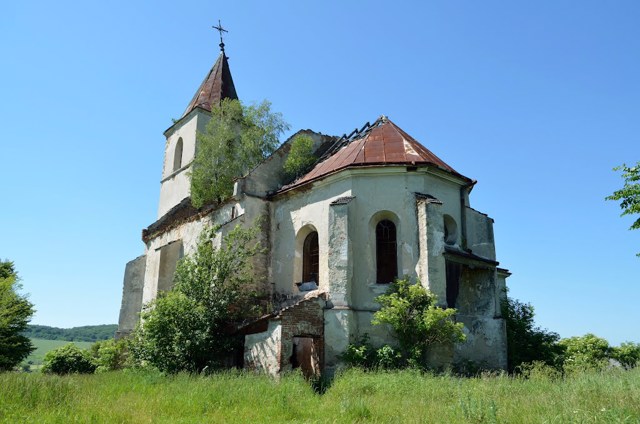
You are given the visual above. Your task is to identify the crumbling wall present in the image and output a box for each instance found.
[116,255,146,339]
[454,267,507,369]
[465,207,496,261]
[244,320,282,376]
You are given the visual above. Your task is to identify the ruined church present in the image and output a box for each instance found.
[117,39,510,376]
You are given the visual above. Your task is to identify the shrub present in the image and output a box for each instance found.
[341,335,403,370]
[90,338,130,372]
[42,343,96,374]
[612,342,640,369]
[372,277,465,366]
[501,293,562,372]
[558,333,612,373]
[283,134,316,181]
[132,223,263,373]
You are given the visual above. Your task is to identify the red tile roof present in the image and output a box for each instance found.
[280,116,470,192]
[181,51,238,118]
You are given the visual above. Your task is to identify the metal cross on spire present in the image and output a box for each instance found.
[212,20,228,53]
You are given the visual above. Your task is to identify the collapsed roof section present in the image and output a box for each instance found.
[279,116,471,193]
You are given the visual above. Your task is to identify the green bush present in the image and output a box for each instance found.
[41,343,96,374]
[372,277,465,366]
[558,333,612,373]
[132,223,263,373]
[612,342,640,369]
[341,335,403,370]
[501,293,562,372]
[283,134,316,181]
[90,338,130,372]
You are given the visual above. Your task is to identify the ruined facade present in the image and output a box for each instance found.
[117,43,510,376]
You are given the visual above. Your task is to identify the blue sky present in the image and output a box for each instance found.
[1,1,638,344]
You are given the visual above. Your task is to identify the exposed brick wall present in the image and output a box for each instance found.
[279,296,325,373]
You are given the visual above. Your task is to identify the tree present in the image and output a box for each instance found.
[372,277,465,365]
[0,260,35,371]
[283,134,316,181]
[501,294,562,372]
[611,341,640,369]
[190,99,289,208]
[606,161,640,256]
[41,343,96,374]
[132,223,263,373]
[558,333,612,372]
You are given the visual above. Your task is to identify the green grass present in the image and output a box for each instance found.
[1,368,639,423]
[23,338,94,370]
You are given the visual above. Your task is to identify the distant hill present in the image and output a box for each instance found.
[23,324,118,342]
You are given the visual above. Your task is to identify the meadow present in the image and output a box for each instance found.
[21,339,93,371]
[1,368,638,423]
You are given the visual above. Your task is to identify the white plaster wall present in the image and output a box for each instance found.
[244,320,282,376]
[141,197,250,307]
[270,167,469,307]
[157,110,211,218]
[271,178,353,294]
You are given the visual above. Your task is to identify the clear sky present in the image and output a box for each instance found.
[1,1,638,344]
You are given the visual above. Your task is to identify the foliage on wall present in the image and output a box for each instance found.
[190,99,289,208]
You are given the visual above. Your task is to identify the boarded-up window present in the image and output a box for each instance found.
[446,260,461,308]
[157,240,183,292]
[376,220,397,284]
[302,232,319,283]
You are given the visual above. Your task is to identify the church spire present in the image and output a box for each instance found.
[180,21,238,119]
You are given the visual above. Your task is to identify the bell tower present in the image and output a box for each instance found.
[157,22,238,218]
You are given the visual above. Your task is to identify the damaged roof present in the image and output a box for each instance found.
[181,51,238,119]
[279,116,470,192]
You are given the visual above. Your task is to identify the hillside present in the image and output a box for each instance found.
[23,324,117,342]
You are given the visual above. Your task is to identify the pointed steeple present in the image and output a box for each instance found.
[181,41,238,119]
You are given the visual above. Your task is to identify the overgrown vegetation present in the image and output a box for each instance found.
[130,223,263,373]
[283,134,316,181]
[0,260,34,371]
[501,293,562,372]
[1,368,639,423]
[22,324,117,342]
[606,161,640,256]
[344,278,465,369]
[190,99,289,208]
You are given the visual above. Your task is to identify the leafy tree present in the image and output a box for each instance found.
[191,99,289,208]
[283,134,316,181]
[42,343,96,374]
[501,294,562,372]
[372,277,465,366]
[611,342,640,369]
[0,260,35,371]
[558,333,612,373]
[606,161,640,256]
[132,223,263,373]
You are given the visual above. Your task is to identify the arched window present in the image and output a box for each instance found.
[302,231,319,283]
[172,138,183,172]
[376,220,397,284]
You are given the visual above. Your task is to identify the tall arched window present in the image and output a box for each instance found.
[172,138,183,172]
[302,231,319,283]
[376,220,397,284]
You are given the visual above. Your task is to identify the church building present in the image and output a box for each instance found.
[117,38,510,377]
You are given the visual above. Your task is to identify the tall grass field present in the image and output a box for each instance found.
[1,368,638,423]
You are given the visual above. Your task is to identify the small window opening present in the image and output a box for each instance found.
[376,219,398,284]
[446,260,461,308]
[172,138,183,172]
[231,206,237,220]
[302,232,319,283]
[444,215,458,246]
